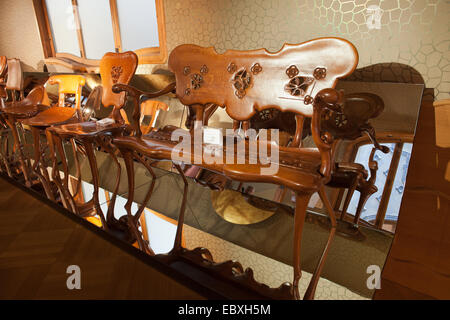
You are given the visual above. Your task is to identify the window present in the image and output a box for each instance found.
[339,132,414,233]
[33,0,167,71]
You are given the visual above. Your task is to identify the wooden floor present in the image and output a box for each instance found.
[0,176,210,299]
[374,97,450,299]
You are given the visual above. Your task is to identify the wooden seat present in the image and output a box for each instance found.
[50,121,125,137]
[115,130,323,191]
[0,59,49,184]
[240,92,388,227]
[112,37,359,299]
[21,106,77,127]
[16,74,86,198]
[46,51,139,245]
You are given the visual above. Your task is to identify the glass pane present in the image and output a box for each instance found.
[77,0,116,59]
[347,143,396,223]
[45,0,80,56]
[385,143,413,222]
[144,211,176,254]
[116,0,160,51]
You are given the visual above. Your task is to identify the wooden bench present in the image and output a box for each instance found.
[112,37,359,299]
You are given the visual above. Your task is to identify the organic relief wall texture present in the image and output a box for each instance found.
[156,0,449,100]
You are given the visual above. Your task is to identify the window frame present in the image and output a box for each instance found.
[335,131,414,231]
[33,0,167,71]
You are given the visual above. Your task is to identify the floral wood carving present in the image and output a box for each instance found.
[314,67,327,80]
[227,62,237,74]
[286,65,299,78]
[334,113,348,127]
[304,95,313,104]
[233,69,252,99]
[284,76,314,97]
[190,73,203,90]
[169,247,295,300]
[200,65,208,74]
[251,63,262,75]
[111,66,123,84]
[183,66,191,75]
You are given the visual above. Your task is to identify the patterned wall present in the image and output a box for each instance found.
[1,0,447,98]
[158,0,449,99]
[0,0,46,72]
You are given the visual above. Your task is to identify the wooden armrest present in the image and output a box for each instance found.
[310,88,345,179]
[363,125,390,154]
[314,88,344,113]
[112,82,175,138]
[112,82,176,100]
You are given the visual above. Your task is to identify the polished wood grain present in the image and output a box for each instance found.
[17,75,86,200]
[0,61,50,187]
[374,97,450,299]
[0,56,7,100]
[46,52,138,251]
[112,38,359,299]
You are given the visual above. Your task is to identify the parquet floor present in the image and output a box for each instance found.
[0,176,206,299]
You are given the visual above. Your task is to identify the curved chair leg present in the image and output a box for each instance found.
[171,163,189,254]
[47,131,77,212]
[69,138,83,200]
[30,127,54,200]
[129,152,157,255]
[0,130,12,177]
[83,139,108,230]
[120,148,155,255]
[5,116,31,186]
[353,187,375,225]
[292,190,313,300]
[96,136,122,228]
[340,175,358,220]
[303,186,337,300]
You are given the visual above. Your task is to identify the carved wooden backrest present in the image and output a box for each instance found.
[0,56,7,100]
[0,56,7,81]
[168,38,358,121]
[47,75,86,110]
[99,51,138,110]
[23,85,50,106]
[322,92,385,142]
[5,58,23,92]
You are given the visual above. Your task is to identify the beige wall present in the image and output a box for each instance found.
[0,0,45,72]
[161,0,449,99]
[0,0,448,98]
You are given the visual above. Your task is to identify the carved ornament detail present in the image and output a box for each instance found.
[284,76,314,97]
[200,65,208,74]
[227,62,237,74]
[190,73,203,90]
[251,63,262,75]
[183,66,191,75]
[304,95,313,104]
[334,113,348,127]
[286,65,299,78]
[313,67,327,80]
[233,69,252,99]
[111,66,123,84]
